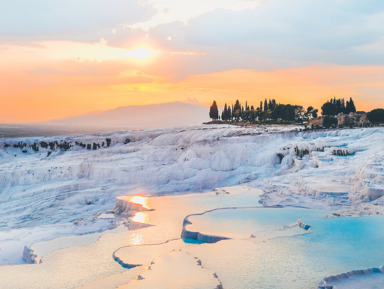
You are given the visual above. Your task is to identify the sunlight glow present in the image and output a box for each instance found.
[130,195,149,209]
[125,47,157,60]
[129,232,144,245]
[131,212,149,224]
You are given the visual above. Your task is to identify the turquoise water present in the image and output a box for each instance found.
[183,238,205,244]
[186,208,384,288]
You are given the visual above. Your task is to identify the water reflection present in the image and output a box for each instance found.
[129,232,144,246]
[185,208,384,288]
[132,212,149,224]
[129,196,149,209]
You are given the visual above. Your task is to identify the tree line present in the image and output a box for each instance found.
[321,97,356,116]
[209,98,317,123]
[320,97,384,126]
[210,96,384,125]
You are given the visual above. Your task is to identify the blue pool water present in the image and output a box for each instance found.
[185,208,384,288]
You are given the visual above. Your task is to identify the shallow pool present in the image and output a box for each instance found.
[185,208,384,288]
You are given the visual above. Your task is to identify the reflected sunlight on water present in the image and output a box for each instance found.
[129,232,144,246]
[129,196,149,209]
[132,212,149,224]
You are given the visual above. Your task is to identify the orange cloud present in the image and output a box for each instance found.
[111,65,384,112]
[188,66,384,111]
[1,44,383,123]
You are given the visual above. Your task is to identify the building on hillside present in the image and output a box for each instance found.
[309,116,324,127]
[309,112,370,127]
[337,112,370,127]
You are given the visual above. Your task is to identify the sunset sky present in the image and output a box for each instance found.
[1,0,384,122]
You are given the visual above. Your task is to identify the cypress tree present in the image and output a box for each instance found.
[234,100,241,112]
[336,99,342,114]
[233,100,241,121]
[345,97,356,114]
[209,100,219,120]
[221,103,227,120]
[271,99,277,110]
[349,97,356,113]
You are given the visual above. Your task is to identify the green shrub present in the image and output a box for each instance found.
[367,108,384,124]
[323,116,337,128]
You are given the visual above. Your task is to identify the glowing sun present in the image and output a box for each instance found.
[125,47,157,60]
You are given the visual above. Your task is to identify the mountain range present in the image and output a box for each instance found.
[44,102,210,130]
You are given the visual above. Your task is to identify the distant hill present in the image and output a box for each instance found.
[42,102,210,130]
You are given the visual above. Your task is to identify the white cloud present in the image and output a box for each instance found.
[129,0,261,30]
[2,0,384,78]
[180,0,384,49]
[0,0,155,42]
[136,0,384,75]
